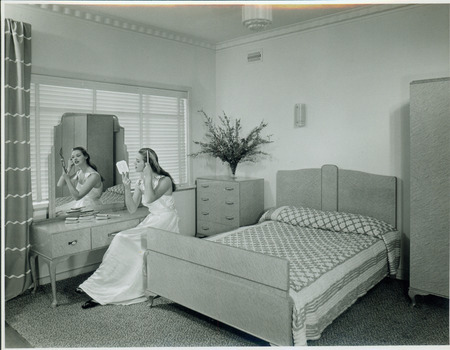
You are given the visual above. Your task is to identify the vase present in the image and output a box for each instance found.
[229,163,238,178]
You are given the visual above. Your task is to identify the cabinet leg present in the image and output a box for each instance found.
[48,261,58,308]
[148,295,161,308]
[408,288,417,307]
[149,295,160,307]
[30,253,39,294]
[145,291,160,308]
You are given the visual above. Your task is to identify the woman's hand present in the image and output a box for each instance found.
[64,159,74,174]
[122,173,132,191]
[62,160,72,179]
[143,162,153,179]
[123,172,140,214]
[58,159,73,187]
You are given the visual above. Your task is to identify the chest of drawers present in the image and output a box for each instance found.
[30,207,149,307]
[196,176,264,236]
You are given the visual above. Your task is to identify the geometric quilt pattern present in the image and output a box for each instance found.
[213,221,381,292]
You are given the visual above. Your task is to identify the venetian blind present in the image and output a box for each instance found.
[30,75,189,202]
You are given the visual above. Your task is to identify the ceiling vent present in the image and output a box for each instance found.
[247,49,263,63]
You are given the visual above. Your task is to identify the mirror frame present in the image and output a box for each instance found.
[47,113,128,218]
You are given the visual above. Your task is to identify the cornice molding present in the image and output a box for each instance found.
[19,3,416,52]
[27,3,216,50]
[216,4,415,51]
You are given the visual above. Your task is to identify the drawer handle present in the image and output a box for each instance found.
[225,216,235,220]
[201,184,209,188]
[108,232,118,237]
[201,212,209,216]
[225,201,234,205]
[201,226,210,231]
[201,198,209,201]
[225,187,235,191]
[68,240,78,246]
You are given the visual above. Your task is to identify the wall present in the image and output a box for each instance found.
[5,4,212,282]
[215,4,450,279]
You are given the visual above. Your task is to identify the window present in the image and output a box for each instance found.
[30,75,189,203]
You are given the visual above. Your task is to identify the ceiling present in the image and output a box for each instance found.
[60,3,369,45]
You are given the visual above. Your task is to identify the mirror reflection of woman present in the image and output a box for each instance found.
[57,146,103,209]
[77,147,180,309]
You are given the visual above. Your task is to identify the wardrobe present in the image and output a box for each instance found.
[409,77,449,305]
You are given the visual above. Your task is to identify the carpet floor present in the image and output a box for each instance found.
[4,274,449,348]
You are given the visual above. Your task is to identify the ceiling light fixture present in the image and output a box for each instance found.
[242,5,272,32]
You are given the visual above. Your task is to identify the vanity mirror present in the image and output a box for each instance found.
[48,113,128,218]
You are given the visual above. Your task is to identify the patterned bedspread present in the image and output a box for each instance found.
[209,206,401,345]
[55,190,124,209]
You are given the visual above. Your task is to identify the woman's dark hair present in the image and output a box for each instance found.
[72,146,104,182]
[139,147,176,192]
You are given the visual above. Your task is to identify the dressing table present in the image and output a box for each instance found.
[30,207,148,307]
[30,113,142,307]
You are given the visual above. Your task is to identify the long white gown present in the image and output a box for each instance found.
[78,176,179,305]
[73,170,103,208]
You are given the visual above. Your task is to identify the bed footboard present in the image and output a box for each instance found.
[144,228,294,346]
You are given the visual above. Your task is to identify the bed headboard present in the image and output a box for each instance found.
[276,164,397,228]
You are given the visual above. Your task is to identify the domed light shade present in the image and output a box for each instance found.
[242,5,272,31]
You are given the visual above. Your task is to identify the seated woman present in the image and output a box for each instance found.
[57,146,103,210]
[77,147,179,308]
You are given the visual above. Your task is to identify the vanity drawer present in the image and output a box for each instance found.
[197,220,237,237]
[91,219,140,249]
[52,229,91,258]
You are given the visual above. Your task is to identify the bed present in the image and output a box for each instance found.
[54,184,125,214]
[143,164,401,346]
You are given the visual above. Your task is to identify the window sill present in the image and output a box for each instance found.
[175,184,196,192]
[33,200,49,210]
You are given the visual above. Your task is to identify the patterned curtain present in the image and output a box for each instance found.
[4,19,33,301]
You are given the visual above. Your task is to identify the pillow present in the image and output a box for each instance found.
[270,205,395,237]
[100,190,125,204]
[258,207,278,223]
[106,184,125,195]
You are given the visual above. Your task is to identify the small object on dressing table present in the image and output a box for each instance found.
[96,213,121,217]
[65,217,79,224]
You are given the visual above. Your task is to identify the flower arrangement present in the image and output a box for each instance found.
[190,110,273,176]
